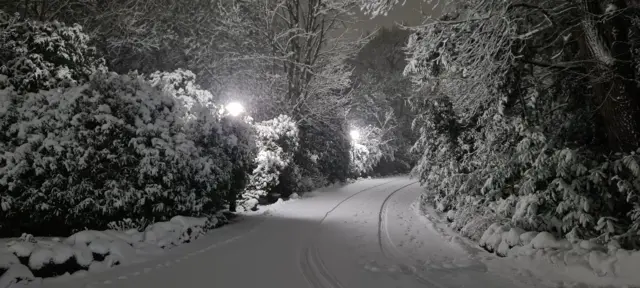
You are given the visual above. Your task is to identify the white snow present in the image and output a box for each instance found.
[50,244,74,264]
[27,248,54,270]
[7,241,36,258]
[519,231,538,246]
[5,177,640,288]
[169,216,208,230]
[72,244,93,267]
[0,213,217,288]
[530,232,557,249]
[0,264,34,288]
[0,253,20,269]
[88,238,111,255]
[480,223,501,247]
[505,228,524,247]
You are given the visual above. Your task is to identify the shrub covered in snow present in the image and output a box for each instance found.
[240,115,298,210]
[0,12,105,94]
[147,69,216,114]
[402,0,640,251]
[0,72,239,236]
[296,118,351,190]
[149,69,257,212]
[349,126,384,176]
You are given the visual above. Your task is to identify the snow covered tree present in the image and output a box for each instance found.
[349,126,384,176]
[0,11,105,94]
[358,0,640,248]
[147,69,217,115]
[350,26,416,174]
[147,68,257,213]
[211,0,367,191]
[240,115,299,211]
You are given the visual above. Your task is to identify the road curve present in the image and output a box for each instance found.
[34,177,550,288]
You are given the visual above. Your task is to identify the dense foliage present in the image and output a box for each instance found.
[0,16,255,236]
[390,0,640,248]
[240,115,299,210]
[350,27,417,175]
[0,11,105,93]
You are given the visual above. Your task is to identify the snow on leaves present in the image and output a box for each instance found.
[0,12,105,94]
[240,115,299,211]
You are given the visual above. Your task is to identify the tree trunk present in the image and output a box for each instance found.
[581,0,640,152]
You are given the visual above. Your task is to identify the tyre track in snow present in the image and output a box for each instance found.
[377,180,451,288]
[299,178,400,288]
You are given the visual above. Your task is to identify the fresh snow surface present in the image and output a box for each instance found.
[9,177,610,288]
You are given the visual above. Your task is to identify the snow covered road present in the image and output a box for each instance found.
[34,177,552,288]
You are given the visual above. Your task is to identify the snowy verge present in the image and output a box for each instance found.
[0,213,230,288]
[238,177,368,213]
[414,197,640,287]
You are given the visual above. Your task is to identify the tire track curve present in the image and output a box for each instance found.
[377,181,450,288]
[299,178,399,288]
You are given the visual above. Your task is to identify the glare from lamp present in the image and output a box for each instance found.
[350,129,361,141]
[226,102,245,117]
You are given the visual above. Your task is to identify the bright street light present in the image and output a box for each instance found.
[350,129,360,141]
[226,102,245,117]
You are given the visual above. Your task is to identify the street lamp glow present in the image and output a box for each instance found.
[226,102,245,117]
[350,129,361,141]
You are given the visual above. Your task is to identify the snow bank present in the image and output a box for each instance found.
[417,203,640,286]
[0,214,224,288]
[0,264,34,288]
[479,223,640,285]
[0,253,20,269]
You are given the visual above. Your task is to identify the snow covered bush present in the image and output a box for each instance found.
[404,0,640,250]
[148,68,256,212]
[297,118,351,188]
[147,69,216,114]
[240,115,298,210]
[0,72,232,236]
[349,126,384,176]
[0,11,105,94]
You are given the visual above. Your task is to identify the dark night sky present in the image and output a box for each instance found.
[349,1,442,36]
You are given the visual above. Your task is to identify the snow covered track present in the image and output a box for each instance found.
[26,177,555,288]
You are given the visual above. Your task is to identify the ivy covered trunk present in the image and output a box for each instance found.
[582,0,640,152]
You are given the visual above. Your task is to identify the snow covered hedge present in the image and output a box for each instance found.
[0,71,253,236]
[411,89,640,251]
[0,12,255,236]
[239,115,298,210]
[0,12,105,94]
